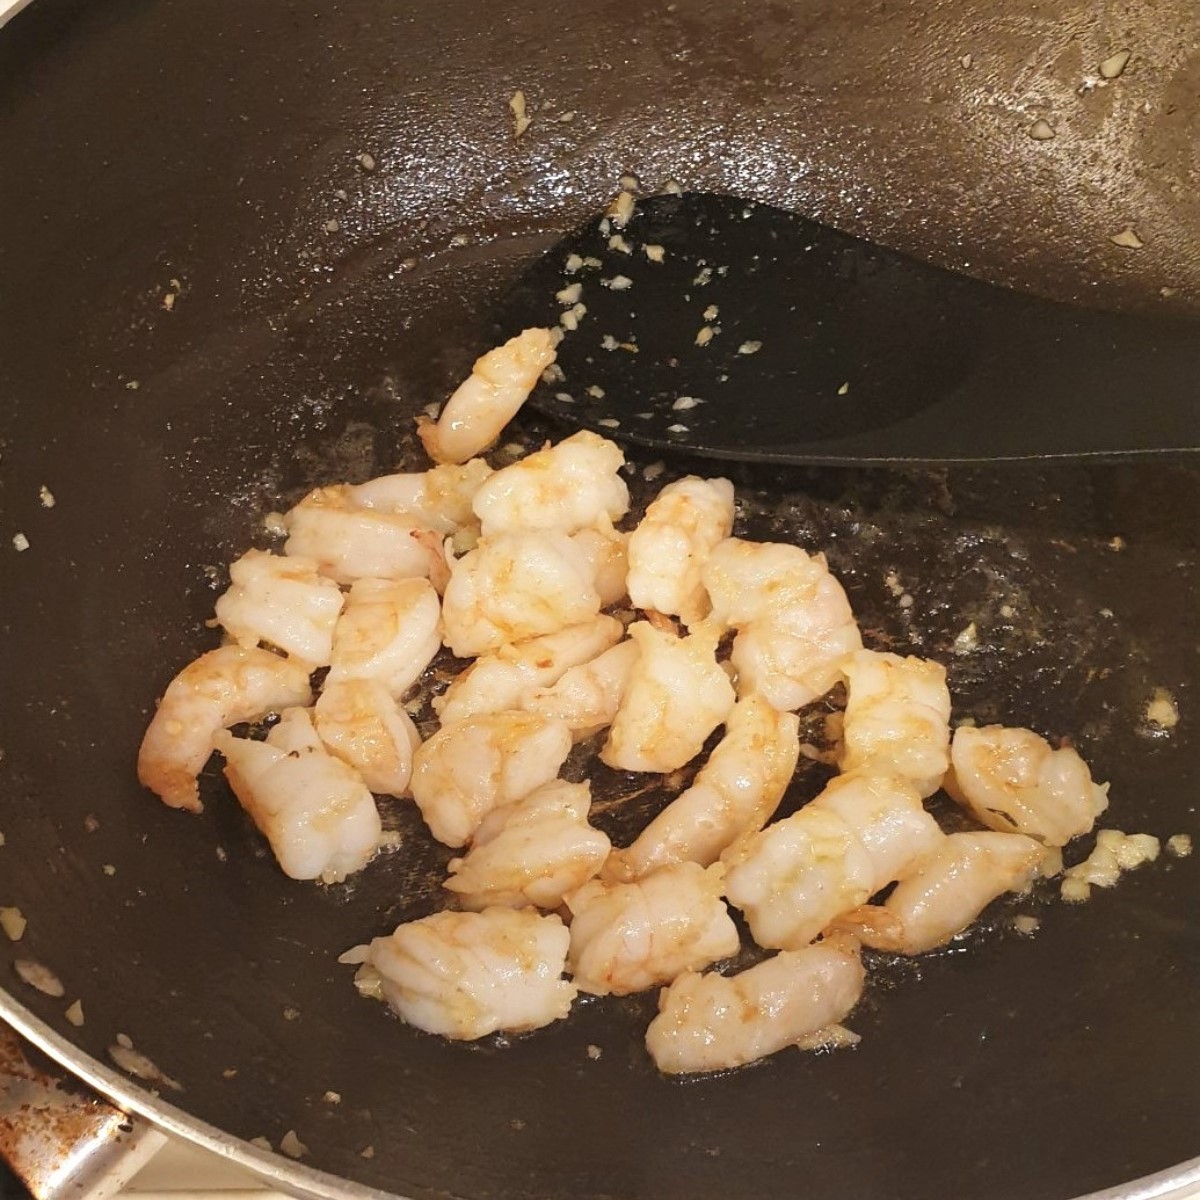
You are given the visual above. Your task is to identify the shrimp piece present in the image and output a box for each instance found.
[283,485,436,585]
[722,808,875,951]
[138,646,313,812]
[944,725,1109,846]
[471,430,630,537]
[645,937,866,1075]
[521,638,639,740]
[440,532,600,658]
[607,695,800,881]
[443,780,611,910]
[838,650,951,797]
[410,711,572,846]
[326,577,441,699]
[434,616,623,724]
[367,907,576,1039]
[721,772,943,950]
[570,518,629,607]
[215,708,382,882]
[702,538,862,711]
[600,621,735,773]
[213,550,345,668]
[831,831,1061,954]
[626,476,734,627]
[565,863,739,996]
[348,459,493,535]
[313,680,422,797]
[813,772,945,889]
[417,328,558,465]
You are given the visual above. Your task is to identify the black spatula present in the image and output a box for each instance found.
[499,192,1198,464]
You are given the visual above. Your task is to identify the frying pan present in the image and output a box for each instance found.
[0,2,1197,1199]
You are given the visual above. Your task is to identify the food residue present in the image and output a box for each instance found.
[15,958,63,997]
[1145,688,1179,729]
[1109,227,1145,250]
[1060,829,1160,902]
[0,907,26,942]
[1099,49,1132,79]
[509,91,531,138]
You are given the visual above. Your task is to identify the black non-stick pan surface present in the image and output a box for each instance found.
[0,3,1197,1199]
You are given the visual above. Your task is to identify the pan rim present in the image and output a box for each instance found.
[3,989,1199,1200]
[0,992,402,1200]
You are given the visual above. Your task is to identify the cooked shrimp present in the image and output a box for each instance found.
[722,808,875,952]
[471,430,630,537]
[566,862,739,996]
[570,518,629,607]
[702,538,862,711]
[721,772,943,950]
[283,485,436,585]
[348,459,493,535]
[645,937,866,1075]
[443,780,611,910]
[439,532,601,658]
[417,328,558,465]
[313,679,422,797]
[813,772,945,888]
[944,725,1109,846]
[326,577,441,699]
[213,550,345,668]
[600,621,735,773]
[521,638,639,740]
[831,831,1061,954]
[367,907,576,1039]
[838,650,951,797]
[607,694,800,881]
[138,646,313,812]
[215,708,382,882]
[626,476,734,627]
[434,616,623,724]
[410,711,573,846]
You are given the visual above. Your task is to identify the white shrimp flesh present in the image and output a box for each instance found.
[702,538,862,711]
[944,724,1109,846]
[607,694,800,881]
[832,831,1061,954]
[645,937,866,1075]
[471,430,630,537]
[417,328,558,465]
[566,862,739,996]
[443,780,611,910]
[434,615,623,724]
[722,772,943,950]
[838,649,951,797]
[626,476,734,627]
[439,531,601,658]
[520,638,640,740]
[313,679,422,798]
[138,646,313,812]
[213,549,345,668]
[409,711,573,846]
[367,907,576,1038]
[348,458,493,535]
[600,621,735,773]
[215,708,382,882]
[570,518,629,607]
[326,577,441,699]
[283,485,438,585]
